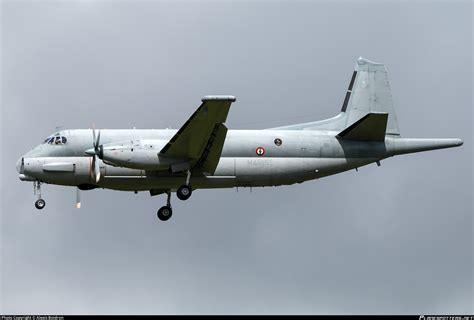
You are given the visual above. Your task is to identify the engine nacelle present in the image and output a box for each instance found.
[100,139,175,170]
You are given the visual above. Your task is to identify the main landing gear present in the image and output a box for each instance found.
[157,191,172,221]
[176,185,192,200]
[33,181,46,210]
[157,170,194,222]
[176,169,192,201]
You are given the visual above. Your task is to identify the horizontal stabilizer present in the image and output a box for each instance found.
[337,113,388,142]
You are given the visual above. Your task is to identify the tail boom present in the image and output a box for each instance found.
[387,138,463,156]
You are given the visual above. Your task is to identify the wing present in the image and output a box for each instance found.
[159,95,236,174]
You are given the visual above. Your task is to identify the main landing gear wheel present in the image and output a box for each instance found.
[35,199,46,210]
[157,206,172,221]
[177,185,192,201]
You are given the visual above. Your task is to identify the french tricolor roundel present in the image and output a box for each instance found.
[256,146,265,156]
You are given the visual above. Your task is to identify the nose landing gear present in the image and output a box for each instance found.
[33,181,46,210]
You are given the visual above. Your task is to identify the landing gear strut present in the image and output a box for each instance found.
[33,181,46,210]
[177,170,192,201]
[156,170,193,221]
[157,191,172,221]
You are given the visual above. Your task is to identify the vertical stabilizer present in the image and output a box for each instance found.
[268,57,401,135]
[344,57,400,136]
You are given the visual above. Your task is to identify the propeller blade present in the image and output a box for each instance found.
[91,154,101,183]
[91,154,95,177]
[94,156,101,183]
[92,126,101,156]
[96,130,101,149]
[92,125,97,147]
[90,125,102,183]
[76,188,81,209]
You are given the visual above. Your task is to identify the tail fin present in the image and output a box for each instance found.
[269,57,400,136]
[344,57,400,136]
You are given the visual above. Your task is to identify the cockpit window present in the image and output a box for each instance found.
[43,133,68,145]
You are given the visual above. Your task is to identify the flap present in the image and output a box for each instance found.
[194,123,228,175]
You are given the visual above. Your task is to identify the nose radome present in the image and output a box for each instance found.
[16,157,23,173]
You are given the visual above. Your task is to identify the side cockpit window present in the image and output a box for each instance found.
[43,133,68,145]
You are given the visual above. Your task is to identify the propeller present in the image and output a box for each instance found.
[76,188,81,209]
[85,126,102,183]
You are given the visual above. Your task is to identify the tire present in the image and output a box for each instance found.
[35,199,46,210]
[157,206,172,221]
[176,185,192,201]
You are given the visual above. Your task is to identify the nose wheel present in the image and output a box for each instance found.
[33,181,46,210]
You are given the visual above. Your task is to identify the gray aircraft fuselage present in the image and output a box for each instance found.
[17,128,461,190]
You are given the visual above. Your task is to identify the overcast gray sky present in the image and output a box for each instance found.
[1,0,472,315]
